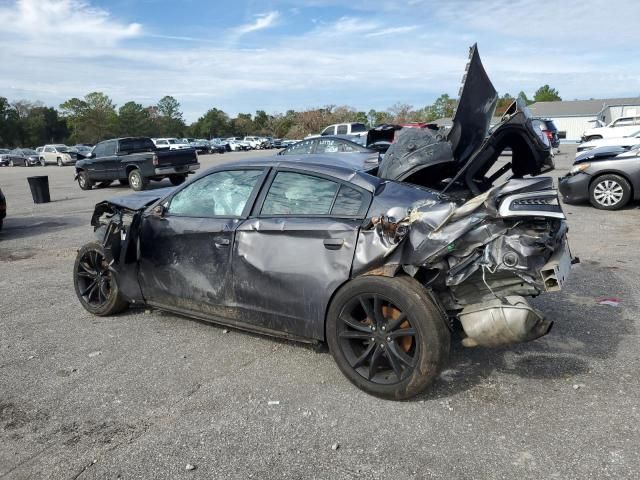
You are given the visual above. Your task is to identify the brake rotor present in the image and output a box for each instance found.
[382,305,413,352]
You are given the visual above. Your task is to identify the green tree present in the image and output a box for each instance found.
[189,108,231,138]
[495,93,515,116]
[156,96,186,136]
[517,91,533,105]
[253,110,270,134]
[230,113,253,136]
[118,101,151,136]
[430,94,456,119]
[533,85,562,102]
[60,92,117,143]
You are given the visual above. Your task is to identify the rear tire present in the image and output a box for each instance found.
[589,174,631,210]
[128,169,147,191]
[73,242,129,316]
[77,171,93,190]
[169,175,186,186]
[327,275,450,400]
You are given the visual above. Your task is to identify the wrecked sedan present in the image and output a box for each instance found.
[73,45,572,400]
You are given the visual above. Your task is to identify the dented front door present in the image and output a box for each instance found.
[137,169,266,316]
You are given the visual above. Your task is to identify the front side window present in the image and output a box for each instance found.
[337,125,348,135]
[282,140,314,155]
[612,118,632,127]
[169,170,263,217]
[103,141,117,156]
[261,172,339,215]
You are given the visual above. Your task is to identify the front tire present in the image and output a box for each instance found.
[77,171,93,190]
[327,276,450,400]
[73,242,129,316]
[128,169,147,191]
[169,174,186,186]
[57,158,63,167]
[589,174,631,210]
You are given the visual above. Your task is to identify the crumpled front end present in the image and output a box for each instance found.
[354,177,573,347]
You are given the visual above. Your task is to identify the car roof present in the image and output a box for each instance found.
[202,154,382,192]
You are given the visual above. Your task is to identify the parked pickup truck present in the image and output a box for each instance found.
[74,137,199,191]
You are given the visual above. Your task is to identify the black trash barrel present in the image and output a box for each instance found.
[27,176,51,204]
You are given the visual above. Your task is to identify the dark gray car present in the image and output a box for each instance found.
[72,45,570,400]
[559,145,640,209]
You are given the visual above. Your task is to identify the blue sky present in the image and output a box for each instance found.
[0,0,638,121]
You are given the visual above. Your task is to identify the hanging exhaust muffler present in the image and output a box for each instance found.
[458,296,553,347]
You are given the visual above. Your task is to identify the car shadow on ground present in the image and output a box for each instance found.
[414,261,636,401]
[0,216,86,241]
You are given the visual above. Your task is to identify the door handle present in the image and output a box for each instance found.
[214,237,230,247]
[323,238,344,250]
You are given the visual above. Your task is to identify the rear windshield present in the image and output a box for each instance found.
[120,138,156,152]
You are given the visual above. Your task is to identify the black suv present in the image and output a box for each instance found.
[534,118,560,149]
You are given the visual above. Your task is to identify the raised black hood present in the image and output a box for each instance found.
[378,44,552,195]
[447,44,499,166]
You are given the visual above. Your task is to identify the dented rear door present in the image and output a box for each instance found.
[230,169,370,340]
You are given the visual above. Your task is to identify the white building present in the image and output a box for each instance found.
[529,97,640,142]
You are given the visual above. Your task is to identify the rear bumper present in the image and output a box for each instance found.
[154,163,200,175]
[558,173,590,203]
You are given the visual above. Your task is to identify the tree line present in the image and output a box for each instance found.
[0,85,561,148]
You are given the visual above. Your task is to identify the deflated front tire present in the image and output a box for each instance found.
[74,242,129,316]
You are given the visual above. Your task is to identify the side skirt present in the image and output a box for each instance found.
[146,301,316,345]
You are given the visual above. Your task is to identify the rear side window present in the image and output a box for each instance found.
[261,172,367,216]
[332,185,366,215]
[282,140,314,155]
[261,172,338,215]
[315,138,341,153]
[120,138,155,152]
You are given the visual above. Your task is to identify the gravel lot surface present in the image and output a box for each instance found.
[1,146,638,479]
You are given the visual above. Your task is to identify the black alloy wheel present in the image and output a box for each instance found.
[73,242,128,316]
[327,276,450,400]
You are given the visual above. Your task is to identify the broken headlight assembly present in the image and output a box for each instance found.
[568,163,591,176]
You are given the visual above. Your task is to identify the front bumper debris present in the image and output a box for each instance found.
[558,173,590,203]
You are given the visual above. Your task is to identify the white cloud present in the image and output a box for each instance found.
[365,25,418,37]
[0,0,141,45]
[0,0,639,121]
[234,11,280,35]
